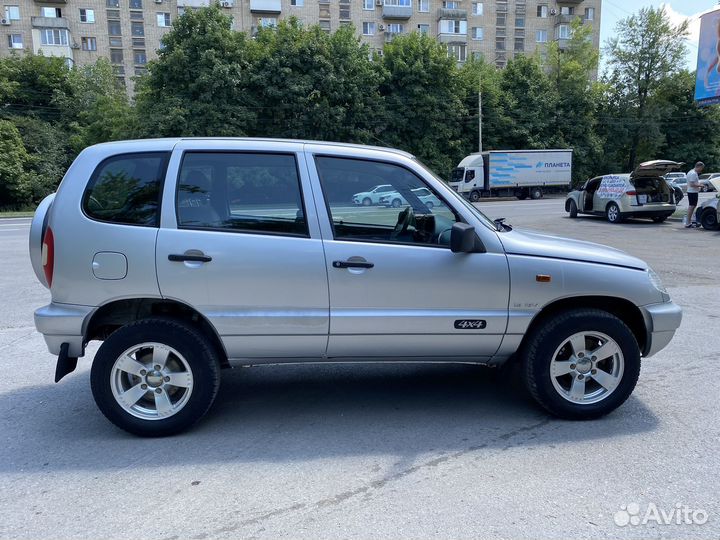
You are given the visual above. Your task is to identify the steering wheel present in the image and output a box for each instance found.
[391,206,415,239]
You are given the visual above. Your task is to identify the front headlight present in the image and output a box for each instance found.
[648,267,670,301]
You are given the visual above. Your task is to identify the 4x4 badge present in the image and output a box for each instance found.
[454,320,487,330]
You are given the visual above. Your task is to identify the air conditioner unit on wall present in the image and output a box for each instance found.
[1,18,10,25]
[376,0,382,6]
[378,24,385,31]
[154,0,162,4]
[71,42,80,49]
[549,8,557,15]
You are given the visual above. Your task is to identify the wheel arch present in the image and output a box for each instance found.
[520,296,648,357]
[84,298,230,368]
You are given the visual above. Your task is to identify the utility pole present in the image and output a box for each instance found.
[478,68,483,154]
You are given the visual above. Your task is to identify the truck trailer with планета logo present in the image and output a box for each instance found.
[448,149,573,201]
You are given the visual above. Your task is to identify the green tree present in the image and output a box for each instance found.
[604,6,689,170]
[0,120,31,208]
[249,20,381,143]
[134,5,257,137]
[379,32,466,176]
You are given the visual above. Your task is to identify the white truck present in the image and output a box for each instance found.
[449,149,573,201]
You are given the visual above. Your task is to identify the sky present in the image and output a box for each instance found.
[599,0,713,72]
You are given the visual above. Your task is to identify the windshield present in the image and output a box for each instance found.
[414,159,496,231]
[450,168,464,183]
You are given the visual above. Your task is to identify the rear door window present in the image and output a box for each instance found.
[83,152,169,226]
[176,152,308,237]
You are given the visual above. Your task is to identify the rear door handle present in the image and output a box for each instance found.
[332,260,374,269]
[168,253,212,263]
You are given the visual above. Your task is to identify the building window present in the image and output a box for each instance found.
[130,11,144,20]
[7,33,22,48]
[319,4,330,18]
[131,21,144,36]
[535,29,547,43]
[319,19,330,32]
[537,5,547,18]
[259,17,276,27]
[109,36,122,46]
[106,0,119,7]
[80,36,96,50]
[110,48,123,63]
[290,0,303,5]
[129,0,142,8]
[387,23,404,33]
[472,26,483,40]
[496,13,505,26]
[515,16,524,28]
[5,5,20,19]
[40,28,68,45]
[557,24,570,39]
[134,49,147,64]
[495,36,505,50]
[447,44,466,62]
[157,12,170,26]
[135,66,147,75]
[108,20,121,35]
[440,19,467,34]
[417,0,428,12]
[40,7,61,17]
[514,37,524,50]
[363,0,373,9]
[443,1,459,8]
[106,8,120,17]
[362,21,375,35]
[585,7,594,21]
[560,6,573,15]
[132,37,145,47]
[79,8,94,22]
[472,2,482,16]
[417,23,429,35]
[339,0,350,20]
[384,0,411,6]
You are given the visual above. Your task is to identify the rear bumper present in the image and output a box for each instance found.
[623,204,675,219]
[34,302,94,357]
[640,301,682,357]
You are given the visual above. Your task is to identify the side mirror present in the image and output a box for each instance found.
[450,222,477,253]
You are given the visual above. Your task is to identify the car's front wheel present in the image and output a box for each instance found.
[362,197,372,206]
[568,200,578,218]
[90,318,221,437]
[700,208,718,230]
[606,202,622,223]
[522,309,640,419]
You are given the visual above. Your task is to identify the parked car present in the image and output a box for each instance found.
[352,184,395,206]
[378,187,443,209]
[695,178,720,230]
[664,172,688,193]
[698,173,720,192]
[565,161,679,223]
[30,139,681,436]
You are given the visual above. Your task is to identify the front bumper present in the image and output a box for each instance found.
[34,302,94,357]
[640,301,682,357]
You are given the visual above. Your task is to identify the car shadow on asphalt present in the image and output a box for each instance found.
[0,362,659,473]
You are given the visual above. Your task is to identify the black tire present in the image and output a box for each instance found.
[701,208,718,230]
[568,199,578,218]
[522,309,641,420]
[362,197,372,206]
[530,187,543,200]
[651,216,667,223]
[391,198,402,208]
[469,190,481,202]
[90,318,221,437]
[606,202,622,223]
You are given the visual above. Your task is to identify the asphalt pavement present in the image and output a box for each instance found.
[0,200,718,540]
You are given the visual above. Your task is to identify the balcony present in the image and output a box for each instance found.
[250,0,281,13]
[385,31,403,42]
[31,16,69,28]
[438,31,467,43]
[382,5,412,19]
[555,14,579,25]
[436,8,467,20]
[33,0,65,3]
[556,37,570,50]
[177,0,210,6]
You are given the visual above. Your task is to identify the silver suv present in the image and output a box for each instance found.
[30,139,682,436]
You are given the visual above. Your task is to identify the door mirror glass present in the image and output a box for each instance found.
[450,222,477,253]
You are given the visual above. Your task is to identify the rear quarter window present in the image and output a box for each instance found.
[82,152,170,226]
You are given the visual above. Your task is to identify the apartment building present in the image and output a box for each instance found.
[0,0,601,91]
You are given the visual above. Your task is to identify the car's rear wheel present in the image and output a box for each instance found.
[701,208,718,230]
[391,198,402,208]
[469,190,481,202]
[530,187,543,200]
[568,200,578,218]
[606,202,622,223]
[522,309,640,419]
[90,318,221,437]
[362,197,372,206]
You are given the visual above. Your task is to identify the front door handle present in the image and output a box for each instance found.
[168,253,212,263]
[332,260,374,269]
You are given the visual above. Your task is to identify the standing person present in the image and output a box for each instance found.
[685,161,704,228]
